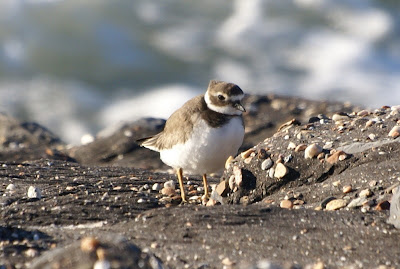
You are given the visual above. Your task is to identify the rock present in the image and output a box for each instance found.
[287,142,296,150]
[332,112,350,121]
[164,180,175,189]
[295,144,307,152]
[359,189,372,198]
[6,183,16,191]
[280,199,293,209]
[325,199,347,211]
[388,187,400,229]
[347,197,368,208]
[388,126,400,138]
[228,175,236,192]
[152,183,162,191]
[206,198,217,207]
[27,186,42,199]
[30,235,164,269]
[342,185,352,193]
[274,163,289,179]
[326,150,348,164]
[241,148,255,159]
[257,148,269,159]
[233,166,243,187]
[161,187,176,196]
[357,110,370,117]
[216,181,228,197]
[261,158,273,171]
[304,143,323,159]
[225,156,234,169]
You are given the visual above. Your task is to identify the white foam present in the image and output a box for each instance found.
[99,84,200,127]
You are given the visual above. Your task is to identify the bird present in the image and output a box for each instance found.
[138,80,245,203]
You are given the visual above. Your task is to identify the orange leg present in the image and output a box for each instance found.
[176,168,187,203]
[202,174,209,198]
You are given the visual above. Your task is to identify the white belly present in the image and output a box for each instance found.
[160,117,244,175]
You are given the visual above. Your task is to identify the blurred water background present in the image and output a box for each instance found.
[0,0,400,144]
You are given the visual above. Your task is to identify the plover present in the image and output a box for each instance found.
[138,80,245,202]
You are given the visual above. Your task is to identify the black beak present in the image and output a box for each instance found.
[234,102,246,112]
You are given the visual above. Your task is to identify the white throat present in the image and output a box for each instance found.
[205,91,243,115]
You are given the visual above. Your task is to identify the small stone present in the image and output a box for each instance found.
[365,120,374,127]
[304,143,323,159]
[332,180,341,187]
[161,187,176,196]
[326,150,348,164]
[295,144,307,152]
[312,261,325,269]
[317,152,325,160]
[368,133,376,141]
[164,180,175,189]
[388,126,400,138]
[244,156,253,164]
[268,168,275,178]
[225,155,234,169]
[274,163,289,179]
[81,237,100,252]
[93,260,111,269]
[233,166,243,187]
[241,148,255,159]
[326,199,347,211]
[332,112,349,121]
[357,110,370,117]
[24,248,39,258]
[342,185,352,193]
[359,189,372,198]
[280,199,293,209]
[228,175,236,192]
[216,181,228,196]
[221,257,235,266]
[27,186,42,199]
[206,198,217,206]
[257,148,268,159]
[369,180,377,187]
[376,200,390,211]
[6,183,16,191]
[261,158,273,170]
[287,142,296,150]
[347,197,368,208]
[152,183,162,191]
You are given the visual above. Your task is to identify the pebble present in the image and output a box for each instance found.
[241,148,255,159]
[357,110,370,117]
[280,199,293,209]
[261,158,273,171]
[206,198,217,207]
[244,156,253,164]
[93,260,111,269]
[365,120,374,127]
[326,150,348,164]
[216,181,228,196]
[225,156,234,169]
[221,257,234,266]
[295,144,307,152]
[24,248,39,258]
[27,186,42,199]
[347,197,368,208]
[376,200,390,211]
[164,180,175,189]
[6,183,16,191]
[287,142,296,150]
[268,168,275,178]
[342,185,352,193]
[368,133,376,141]
[326,199,347,210]
[257,148,268,159]
[274,163,289,179]
[161,187,176,196]
[304,143,323,159]
[152,183,162,191]
[359,188,372,198]
[233,166,243,187]
[388,126,400,138]
[332,113,349,121]
[228,175,236,192]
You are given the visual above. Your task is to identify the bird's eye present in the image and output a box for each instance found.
[217,94,225,101]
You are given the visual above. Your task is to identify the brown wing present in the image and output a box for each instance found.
[138,95,205,151]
